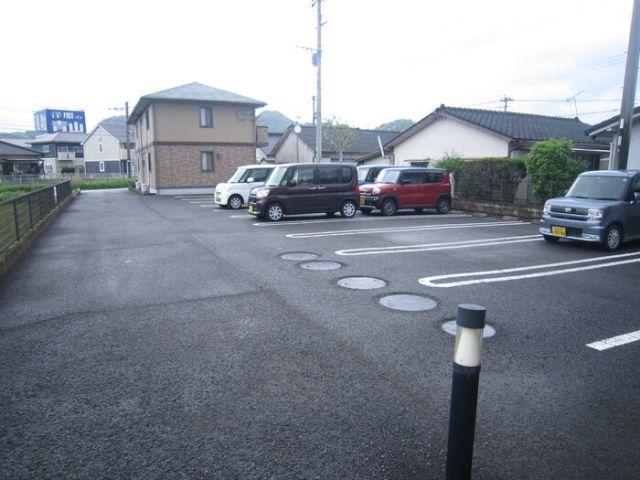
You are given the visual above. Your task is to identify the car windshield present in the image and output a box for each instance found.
[566,175,628,200]
[227,168,248,183]
[357,167,371,182]
[265,166,288,187]
[376,170,401,184]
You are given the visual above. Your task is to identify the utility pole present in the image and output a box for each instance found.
[500,95,513,112]
[125,101,132,178]
[313,0,323,163]
[613,0,639,170]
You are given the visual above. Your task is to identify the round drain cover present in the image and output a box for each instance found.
[379,294,437,312]
[300,261,342,271]
[441,320,496,338]
[338,276,387,290]
[281,252,319,261]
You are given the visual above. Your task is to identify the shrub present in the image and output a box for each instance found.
[61,167,76,173]
[525,139,585,200]
[71,178,136,190]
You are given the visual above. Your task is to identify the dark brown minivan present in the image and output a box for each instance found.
[247,163,359,221]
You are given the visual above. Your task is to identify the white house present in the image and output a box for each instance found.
[585,106,640,170]
[83,117,136,175]
[358,105,609,168]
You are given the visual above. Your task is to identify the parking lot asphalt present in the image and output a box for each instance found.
[1,189,638,479]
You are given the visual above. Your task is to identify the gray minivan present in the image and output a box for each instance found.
[539,170,640,251]
[247,163,359,221]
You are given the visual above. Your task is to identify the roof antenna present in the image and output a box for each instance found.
[566,90,584,118]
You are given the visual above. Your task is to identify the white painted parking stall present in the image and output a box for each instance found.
[174,195,217,208]
[288,220,530,239]
[418,251,640,288]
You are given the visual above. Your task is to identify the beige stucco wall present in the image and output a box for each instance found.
[153,102,255,144]
[274,133,314,163]
[393,116,510,165]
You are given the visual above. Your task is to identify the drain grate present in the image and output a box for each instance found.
[281,252,319,261]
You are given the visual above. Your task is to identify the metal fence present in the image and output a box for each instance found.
[0,180,72,254]
[454,174,573,206]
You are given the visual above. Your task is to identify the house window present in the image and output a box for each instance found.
[145,110,150,130]
[201,152,214,171]
[200,107,213,128]
[147,153,152,173]
[42,145,50,153]
[99,143,103,152]
[44,164,53,173]
[99,161,105,172]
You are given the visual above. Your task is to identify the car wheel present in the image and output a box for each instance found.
[228,195,243,210]
[266,203,284,222]
[340,200,357,218]
[543,235,559,243]
[381,198,397,216]
[603,224,622,251]
[436,197,451,214]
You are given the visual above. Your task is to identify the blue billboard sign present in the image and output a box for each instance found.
[34,109,86,134]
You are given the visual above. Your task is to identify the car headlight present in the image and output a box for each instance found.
[372,187,381,195]
[543,203,551,215]
[587,208,603,220]
[255,188,270,199]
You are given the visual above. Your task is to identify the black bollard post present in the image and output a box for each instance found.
[446,304,486,480]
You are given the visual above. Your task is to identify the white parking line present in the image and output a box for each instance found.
[253,214,472,227]
[586,330,640,351]
[419,251,640,288]
[336,235,541,255]
[287,221,530,239]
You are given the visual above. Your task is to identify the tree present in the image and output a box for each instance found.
[375,119,414,132]
[323,117,355,162]
[525,139,584,200]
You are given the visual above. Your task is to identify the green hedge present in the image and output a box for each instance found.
[455,158,527,203]
[72,178,136,190]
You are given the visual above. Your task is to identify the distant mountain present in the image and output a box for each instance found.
[375,119,414,132]
[99,115,126,125]
[0,130,36,139]
[257,110,294,134]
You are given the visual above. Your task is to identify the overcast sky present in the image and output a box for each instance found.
[0,0,637,133]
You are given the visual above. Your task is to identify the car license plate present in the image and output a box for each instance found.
[552,226,566,236]
[248,205,253,213]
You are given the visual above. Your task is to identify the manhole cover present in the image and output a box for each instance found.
[300,261,342,271]
[379,294,437,312]
[281,252,319,261]
[338,277,387,290]
[441,321,496,338]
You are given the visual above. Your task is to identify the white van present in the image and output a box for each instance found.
[214,164,276,209]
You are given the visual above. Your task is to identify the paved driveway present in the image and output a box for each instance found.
[1,190,638,479]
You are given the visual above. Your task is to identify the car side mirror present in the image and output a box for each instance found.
[247,177,255,183]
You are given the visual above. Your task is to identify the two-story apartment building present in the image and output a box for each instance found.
[82,117,136,175]
[128,82,266,195]
[28,132,87,174]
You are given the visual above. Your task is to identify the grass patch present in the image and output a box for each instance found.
[0,183,50,202]
[72,178,136,190]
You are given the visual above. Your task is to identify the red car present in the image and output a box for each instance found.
[358,167,452,215]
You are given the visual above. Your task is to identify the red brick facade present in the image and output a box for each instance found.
[155,144,255,189]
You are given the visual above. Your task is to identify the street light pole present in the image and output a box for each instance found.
[314,0,322,163]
